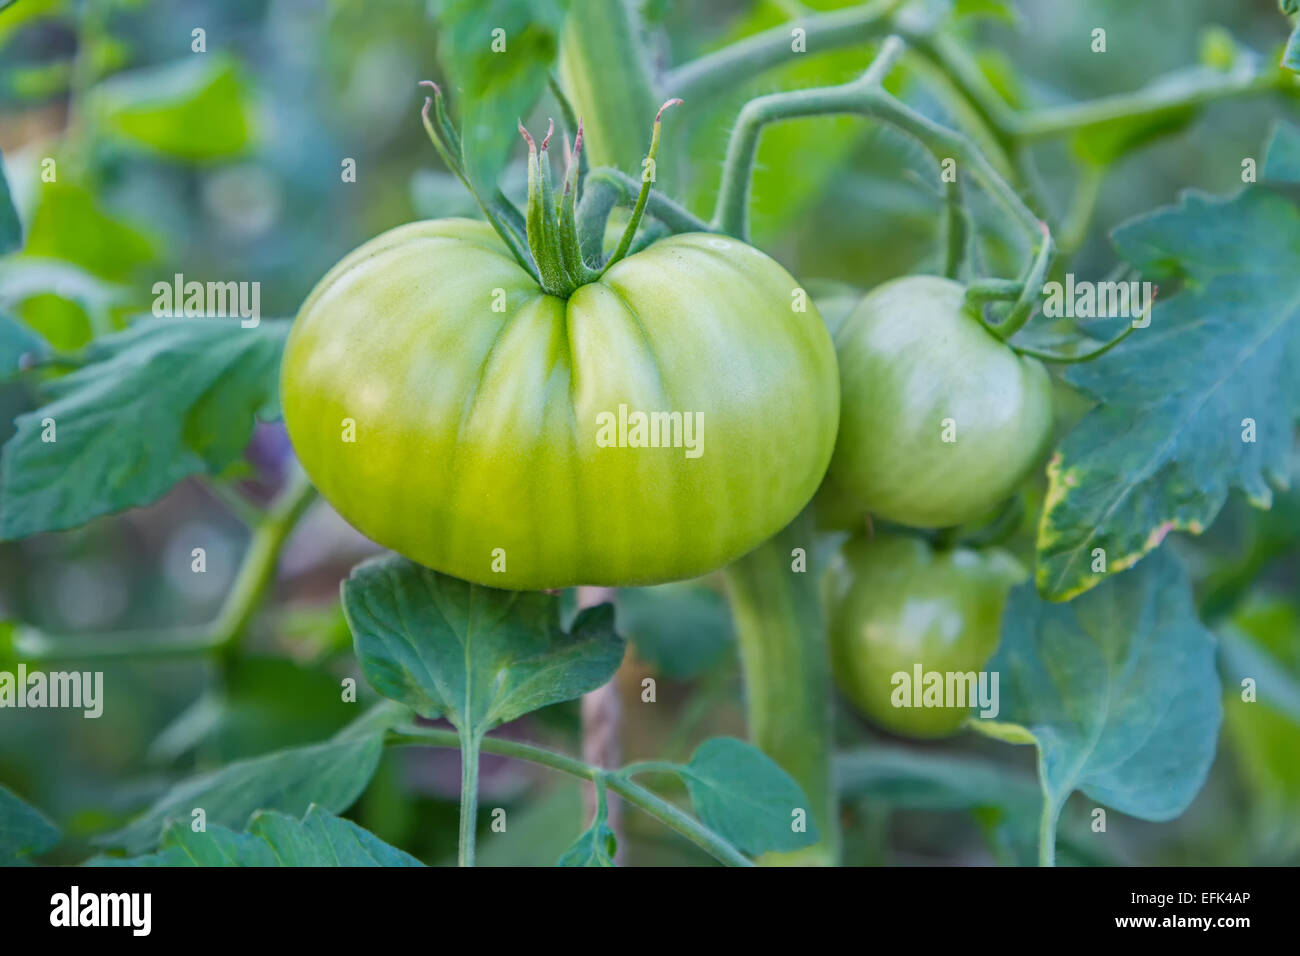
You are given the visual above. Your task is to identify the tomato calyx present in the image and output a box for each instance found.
[419,79,682,299]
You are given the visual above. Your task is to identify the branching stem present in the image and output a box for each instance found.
[387,726,753,866]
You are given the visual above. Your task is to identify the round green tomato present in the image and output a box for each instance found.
[827,276,1052,529]
[281,219,839,589]
[828,532,1024,738]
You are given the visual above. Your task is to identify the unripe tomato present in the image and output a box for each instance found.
[280,219,839,589]
[827,532,1024,738]
[827,276,1052,529]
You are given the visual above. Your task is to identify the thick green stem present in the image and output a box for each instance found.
[458,734,480,867]
[1015,65,1288,140]
[557,0,658,173]
[712,36,905,239]
[711,35,1051,325]
[723,511,839,866]
[663,0,902,104]
[669,3,1290,147]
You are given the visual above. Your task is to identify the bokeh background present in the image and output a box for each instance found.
[0,0,1297,865]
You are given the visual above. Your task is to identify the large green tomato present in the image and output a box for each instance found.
[827,533,1024,738]
[827,276,1053,529]
[281,219,838,589]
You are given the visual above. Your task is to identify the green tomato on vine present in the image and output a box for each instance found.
[281,95,839,589]
[827,532,1025,738]
[826,275,1054,529]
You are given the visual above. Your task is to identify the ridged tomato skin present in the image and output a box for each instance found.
[827,276,1053,529]
[280,219,839,589]
[827,533,1024,738]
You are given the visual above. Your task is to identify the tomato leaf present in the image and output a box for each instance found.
[1036,123,1300,600]
[988,550,1221,830]
[22,181,155,283]
[90,805,423,867]
[672,737,819,856]
[0,317,289,540]
[951,0,1020,24]
[556,787,617,867]
[0,257,129,347]
[0,784,60,865]
[92,56,255,161]
[342,553,624,735]
[436,0,566,196]
[97,702,407,855]
[836,746,1041,813]
[616,581,733,679]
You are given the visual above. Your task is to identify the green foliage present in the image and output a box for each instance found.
[98,703,407,855]
[0,257,127,349]
[837,746,1041,813]
[91,805,423,867]
[987,550,1221,839]
[0,318,288,539]
[1037,124,1300,600]
[22,181,155,282]
[437,0,567,194]
[92,56,255,162]
[0,0,1296,872]
[342,553,625,735]
[556,784,617,867]
[0,784,61,865]
[616,581,733,679]
[674,737,819,855]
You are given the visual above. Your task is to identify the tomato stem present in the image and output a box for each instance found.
[711,36,905,240]
[724,510,840,866]
[457,733,481,867]
[578,166,712,264]
[663,0,903,105]
[712,35,1055,328]
[1010,318,1143,364]
[389,725,754,866]
[1038,796,1061,867]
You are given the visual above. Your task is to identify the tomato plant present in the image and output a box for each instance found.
[0,0,1299,898]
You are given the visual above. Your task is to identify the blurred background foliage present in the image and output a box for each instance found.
[0,0,1297,865]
